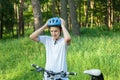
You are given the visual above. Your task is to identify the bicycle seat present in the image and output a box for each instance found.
[83,69,101,76]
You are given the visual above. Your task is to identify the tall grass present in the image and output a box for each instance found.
[0,28,120,80]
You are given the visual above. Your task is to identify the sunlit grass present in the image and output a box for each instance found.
[0,28,120,80]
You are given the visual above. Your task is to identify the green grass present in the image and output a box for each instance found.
[0,28,120,80]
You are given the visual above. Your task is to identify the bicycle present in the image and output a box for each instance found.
[31,64,77,80]
[31,64,104,80]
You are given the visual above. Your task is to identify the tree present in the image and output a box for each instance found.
[113,0,120,23]
[0,0,15,39]
[0,2,2,39]
[68,0,80,35]
[107,0,113,30]
[85,0,90,27]
[18,0,24,37]
[90,0,94,27]
[51,0,56,16]
[31,0,43,30]
[60,0,69,30]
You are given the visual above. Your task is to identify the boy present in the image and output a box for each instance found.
[30,17,71,80]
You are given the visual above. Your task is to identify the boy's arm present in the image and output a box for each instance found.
[29,23,48,42]
[60,18,71,45]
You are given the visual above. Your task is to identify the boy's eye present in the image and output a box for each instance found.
[50,30,53,32]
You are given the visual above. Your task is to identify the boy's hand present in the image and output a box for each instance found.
[43,20,49,28]
[60,18,65,27]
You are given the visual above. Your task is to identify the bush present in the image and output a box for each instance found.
[113,23,120,32]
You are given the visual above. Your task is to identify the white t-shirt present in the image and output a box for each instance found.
[38,35,68,72]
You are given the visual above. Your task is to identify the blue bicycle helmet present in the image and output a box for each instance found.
[47,17,61,27]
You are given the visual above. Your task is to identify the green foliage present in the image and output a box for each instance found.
[0,28,120,80]
[89,23,120,32]
[113,0,120,11]
[113,23,120,31]
[0,0,15,34]
[39,0,49,4]
[1,0,120,38]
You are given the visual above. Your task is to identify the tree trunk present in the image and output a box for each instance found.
[56,0,60,16]
[111,1,113,25]
[52,0,56,16]
[107,0,113,30]
[31,0,43,31]
[90,0,94,28]
[0,14,1,39]
[14,3,18,21]
[18,0,24,38]
[60,0,69,31]
[0,20,2,39]
[14,3,19,38]
[0,2,2,39]
[83,1,86,27]
[76,0,81,27]
[85,0,90,27]
[68,0,80,35]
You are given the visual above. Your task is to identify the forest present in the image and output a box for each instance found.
[0,0,120,39]
[0,0,120,80]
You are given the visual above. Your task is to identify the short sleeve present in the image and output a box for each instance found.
[38,35,49,45]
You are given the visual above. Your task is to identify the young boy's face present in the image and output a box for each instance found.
[49,27,61,40]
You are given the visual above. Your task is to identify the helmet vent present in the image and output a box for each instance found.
[52,19,55,23]
[47,17,61,27]
[56,20,58,22]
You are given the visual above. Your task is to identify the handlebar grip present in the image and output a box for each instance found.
[31,64,36,67]
[67,72,77,75]
[31,64,39,69]
[31,64,44,72]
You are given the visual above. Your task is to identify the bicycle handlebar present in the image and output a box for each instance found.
[31,64,44,72]
[31,64,77,77]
